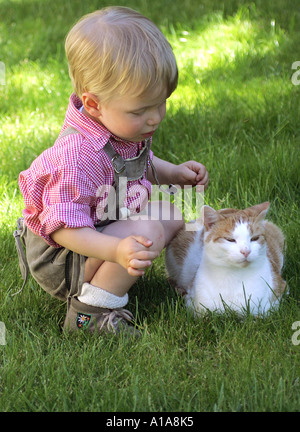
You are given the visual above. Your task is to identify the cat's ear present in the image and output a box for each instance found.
[202,206,219,230]
[249,202,270,222]
[256,202,270,222]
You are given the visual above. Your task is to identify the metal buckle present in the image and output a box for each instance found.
[111,155,125,174]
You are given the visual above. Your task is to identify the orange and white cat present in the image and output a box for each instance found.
[165,202,286,316]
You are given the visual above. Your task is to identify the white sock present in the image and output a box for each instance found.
[78,282,128,309]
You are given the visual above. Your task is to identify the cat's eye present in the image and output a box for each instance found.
[251,235,260,242]
[224,238,236,243]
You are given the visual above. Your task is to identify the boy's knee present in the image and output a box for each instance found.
[150,221,166,251]
[133,219,165,252]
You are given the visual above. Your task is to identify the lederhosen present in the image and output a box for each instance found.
[13,127,174,301]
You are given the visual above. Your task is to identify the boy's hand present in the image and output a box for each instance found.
[116,235,159,277]
[150,156,209,190]
[173,161,209,189]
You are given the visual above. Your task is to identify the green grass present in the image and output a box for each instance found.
[1,0,300,412]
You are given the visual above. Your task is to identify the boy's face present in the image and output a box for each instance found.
[95,87,167,142]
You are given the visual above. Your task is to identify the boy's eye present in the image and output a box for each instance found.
[224,238,236,243]
[130,109,145,116]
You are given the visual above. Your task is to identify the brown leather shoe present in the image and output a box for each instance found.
[64,297,141,337]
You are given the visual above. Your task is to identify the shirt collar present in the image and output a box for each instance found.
[64,93,146,152]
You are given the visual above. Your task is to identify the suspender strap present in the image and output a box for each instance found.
[56,126,151,221]
[102,140,151,220]
[102,139,151,181]
[57,126,176,219]
[58,126,81,139]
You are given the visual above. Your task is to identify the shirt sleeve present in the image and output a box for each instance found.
[20,165,100,247]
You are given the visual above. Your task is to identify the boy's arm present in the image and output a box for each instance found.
[52,227,120,262]
[51,226,158,277]
[148,156,176,185]
[149,155,209,189]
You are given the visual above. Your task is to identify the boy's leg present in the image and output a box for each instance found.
[64,201,183,335]
[64,217,166,335]
[84,216,166,297]
[83,201,183,297]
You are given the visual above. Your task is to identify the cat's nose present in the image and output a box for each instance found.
[240,248,250,258]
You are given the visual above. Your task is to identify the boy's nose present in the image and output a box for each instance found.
[147,110,163,127]
[147,117,160,127]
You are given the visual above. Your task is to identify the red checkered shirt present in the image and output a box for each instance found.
[19,94,153,247]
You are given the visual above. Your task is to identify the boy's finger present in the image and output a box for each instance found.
[129,258,152,269]
[134,250,159,261]
[127,267,146,277]
[132,235,153,248]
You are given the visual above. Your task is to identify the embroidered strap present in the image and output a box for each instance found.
[102,139,152,220]
[58,126,176,193]
[57,126,176,220]
[103,139,150,181]
[58,125,81,139]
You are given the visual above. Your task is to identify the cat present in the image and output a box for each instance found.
[165,202,286,316]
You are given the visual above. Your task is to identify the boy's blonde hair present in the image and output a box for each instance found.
[65,7,178,104]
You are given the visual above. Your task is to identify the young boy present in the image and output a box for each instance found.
[17,7,209,336]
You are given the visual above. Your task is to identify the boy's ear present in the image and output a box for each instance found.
[82,92,102,117]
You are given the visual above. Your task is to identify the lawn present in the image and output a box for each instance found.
[0,0,299,412]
